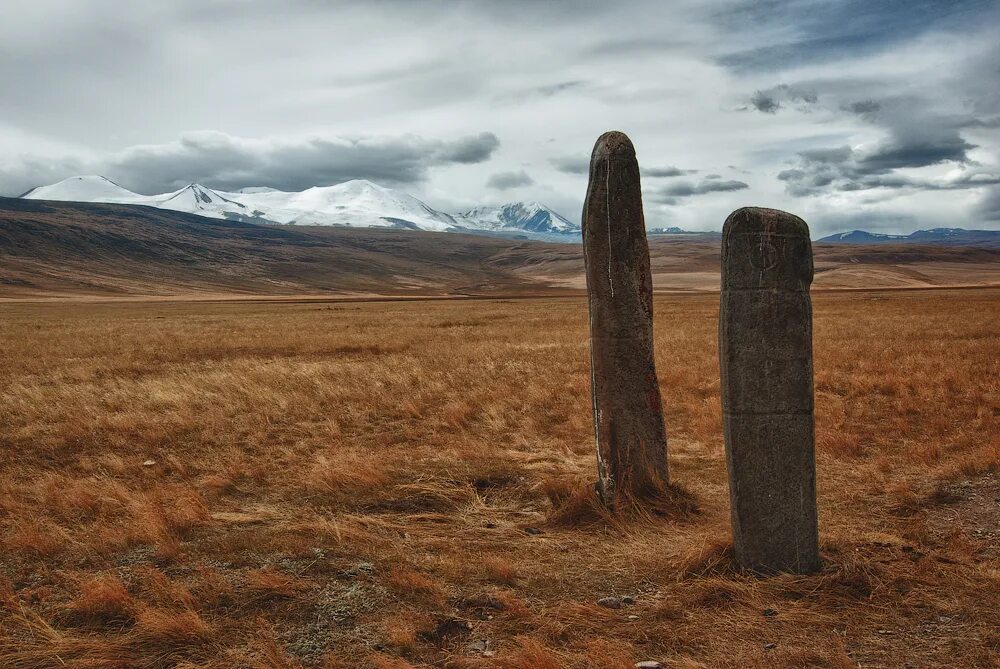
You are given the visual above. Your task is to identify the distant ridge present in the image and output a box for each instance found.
[648,226,720,237]
[819,228,1000,246]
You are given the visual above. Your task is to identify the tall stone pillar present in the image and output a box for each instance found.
[719,207,821,574]
[583,131,669,503]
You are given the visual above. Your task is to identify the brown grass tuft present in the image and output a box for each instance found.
[385,566,447,606]
[497,637,565,669]
[130,607,213,649]
[63,576,136,626]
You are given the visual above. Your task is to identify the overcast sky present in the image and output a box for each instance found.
[1,0,998,235]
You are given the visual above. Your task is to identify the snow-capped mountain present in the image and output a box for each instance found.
[223,180,459,231]
[20,176,581,238]
[454,202,578,234]
[158,184,255,219]
[21,175,147,204]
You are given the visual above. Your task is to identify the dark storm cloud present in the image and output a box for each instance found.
[0,131,501,196]
[656,178,749,199]
[486,170,534,190]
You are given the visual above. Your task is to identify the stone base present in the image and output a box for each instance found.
[723,412,821,574]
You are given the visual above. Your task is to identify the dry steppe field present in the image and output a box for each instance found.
[1,289,998,668]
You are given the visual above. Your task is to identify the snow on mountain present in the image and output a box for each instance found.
[21,175,147,204]
[23,177,458,230]
[648,226,718,236]
[234,186,281,194]
[221,180,459,231]
[454,202,578,234]
[819,230,906,243]
[156,184,252,218]
[21,176,582,237]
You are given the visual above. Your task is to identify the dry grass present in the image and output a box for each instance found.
[0,289,998,668]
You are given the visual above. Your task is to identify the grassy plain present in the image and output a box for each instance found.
[1,289,997,668]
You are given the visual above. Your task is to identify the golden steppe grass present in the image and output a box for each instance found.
[0,289,998,668]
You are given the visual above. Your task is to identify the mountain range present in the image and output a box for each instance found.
[19,176,1000,246]
[21,175,579,240]
[818,228,1000,245]
[2,197,998,299]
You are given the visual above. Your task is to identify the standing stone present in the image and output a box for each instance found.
[719,207,821,574]
[583,131,669,503]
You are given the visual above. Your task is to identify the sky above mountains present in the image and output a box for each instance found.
[1,0,998,235]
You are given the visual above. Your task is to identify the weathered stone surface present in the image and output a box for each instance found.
[720,206,821,574]
[583,131,669,503]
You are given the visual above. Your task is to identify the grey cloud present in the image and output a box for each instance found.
[779,134,997,197]
[750,90,780,114]
[976,187,1000,222]
[800,146,854,164]
[434,132,501,163]
[748,84,819,114]
[658,178,749,199]
[486,170,534,190]
[534,80,587,97]
[961,115,1000,128]
[500,80,593,105]
[551,158,697,178]
[0,131,501,196]
[842,99,881,115]
[643,166,697,177]
[858,132,975,172]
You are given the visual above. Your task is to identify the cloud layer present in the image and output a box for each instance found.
[0,0,997,235]
[2,131,500,195]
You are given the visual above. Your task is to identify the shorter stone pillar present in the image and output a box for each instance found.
[719,207,821,574]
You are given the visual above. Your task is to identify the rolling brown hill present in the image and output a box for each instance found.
[1,197,998,299]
